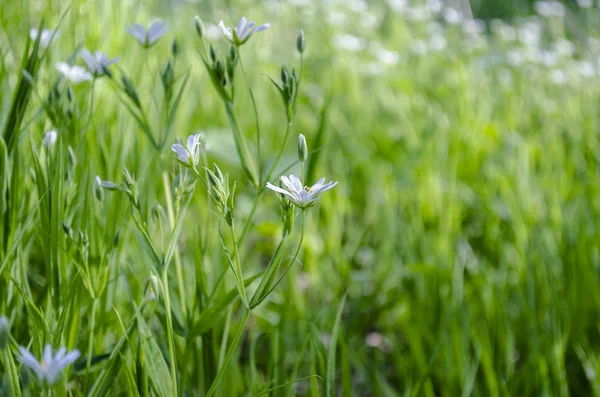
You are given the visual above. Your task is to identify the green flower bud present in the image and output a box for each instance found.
[296,30,305,54]
[298,134,308,162]
[0,316,9,349]
[195,16,205,39]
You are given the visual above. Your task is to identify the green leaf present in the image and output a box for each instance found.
[325,294,347,397]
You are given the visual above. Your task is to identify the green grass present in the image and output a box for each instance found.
[1,0,600,396]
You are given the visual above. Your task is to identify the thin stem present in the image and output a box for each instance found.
[79,78,96,137]
[163,172,187,316]
[238,121,293,246]
[237,53,262,182]
[162,267,179,397]
[84,299,98,388]
[230,224,249,308]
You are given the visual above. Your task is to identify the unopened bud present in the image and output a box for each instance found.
[43,130,57,150]
[298,134,308,162]
[146,274,160,302]
[0,316,9,349]
[296,30,305,54]
[94,176,105,201]
[195,16,205,39]
[171,39,179,57]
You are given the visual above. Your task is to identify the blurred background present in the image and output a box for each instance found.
[2,0,600,395]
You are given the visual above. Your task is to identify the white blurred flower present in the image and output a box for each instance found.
[518,21,542,47]
[375,48,401,65]
[404,7,432,21]
[534,1,566,17]
[126,21,169,48]
[366,332,384,348]
[30,28,58,49]
[552,39,575,57]
[427,21,444,35]
[332,34,365,51]
[411,39,428,55]
[549,69,567,84]
[204,23,222,40]
[426,0,443,12]
[327,10,348,26]
[360,13,378,29]
[577,61,595,77]
[443,8,462,24]
[349,0,368,12]
[43,130,57,150]
[387,0,408,13]
[462,19,486,35]
[576,0,593,7]
[429,34,447,51]
[537,50,558,67]
[266,174,337,209]
[506,50,525,67]
[218,17,269,46]
[18,344,80,385]
[56,62,92,84]
[171,133,203,168]
[81,49,119,77]
[491,19,517,42]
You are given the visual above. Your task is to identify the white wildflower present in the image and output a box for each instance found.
[266,174,337,209]
[18,344,80,385]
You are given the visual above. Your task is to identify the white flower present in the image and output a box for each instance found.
[30,28,58,49]
[126,21,169,48]
[18,344,80,385]
[81,49,119,77]
[43,130,57,150]
[171,133,203,168]
[577,0,593,8]
[56,62,92,84]
[266,174,337,209]
[443,8,463,25]
[534,1,566,17]
[218,17,269,46]
[332,34,365,52]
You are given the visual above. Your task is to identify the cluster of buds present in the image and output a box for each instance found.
[160,39,180,103]
[204,44,238,103]
[271,65,300,121]
[206,164,236,226]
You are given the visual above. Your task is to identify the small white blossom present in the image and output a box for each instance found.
[18,344,80,385]
[332,34,365,52]
[171,133,203,168]
[30,28,58,49]
[81,49,119,77]
[577,0,593,8]
[266,174,337,209]
[56,62,92,84]
[126,21,169,48]
[443,8,463,25]
[534,1,566,17]
[218,17,269,46]
[43,130,57,150]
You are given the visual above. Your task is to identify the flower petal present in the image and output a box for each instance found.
[171,144,189,162]
[80,49,95,69]
[251,23,270,33]
[148,21,169,44]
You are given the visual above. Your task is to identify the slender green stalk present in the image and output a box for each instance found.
[224,103,259,188]
[162,172,187,316]
[237,53,263,182]
[229,224,249,309]
[85,299,98,387]
[161,267,179,397]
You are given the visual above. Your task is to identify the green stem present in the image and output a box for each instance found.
[162,267,179,397]
[85,299,98,388]
[224,103,259,187]
[237,53,262,182]
[206,308,250,397]
[162,172,187,316]
[1,348,21,397]
[230,224,249,309]
[238,121,293,246]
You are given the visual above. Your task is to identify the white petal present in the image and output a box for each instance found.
[237,17,248,35]
[251,23,270,33]
[80,49,95,69]
[289,174,303,191]
[171,144,189,162]
[126,23,147,44]
[218,21,234,42]
[148,21,169,44]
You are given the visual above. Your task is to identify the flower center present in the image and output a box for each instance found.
[40,361,48,371]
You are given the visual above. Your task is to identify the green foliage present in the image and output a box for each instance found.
[1,0,600,396]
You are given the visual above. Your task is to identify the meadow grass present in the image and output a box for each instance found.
[1,0,600,396]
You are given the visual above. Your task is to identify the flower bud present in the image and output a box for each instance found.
[296,30,305,54]
[298,134,308,162]
[195,16,205,39]
[145,274,160,302]
[43,130,58,150]
[94,176,105,201]
[171,39,179,57]
[0,316,9,349]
